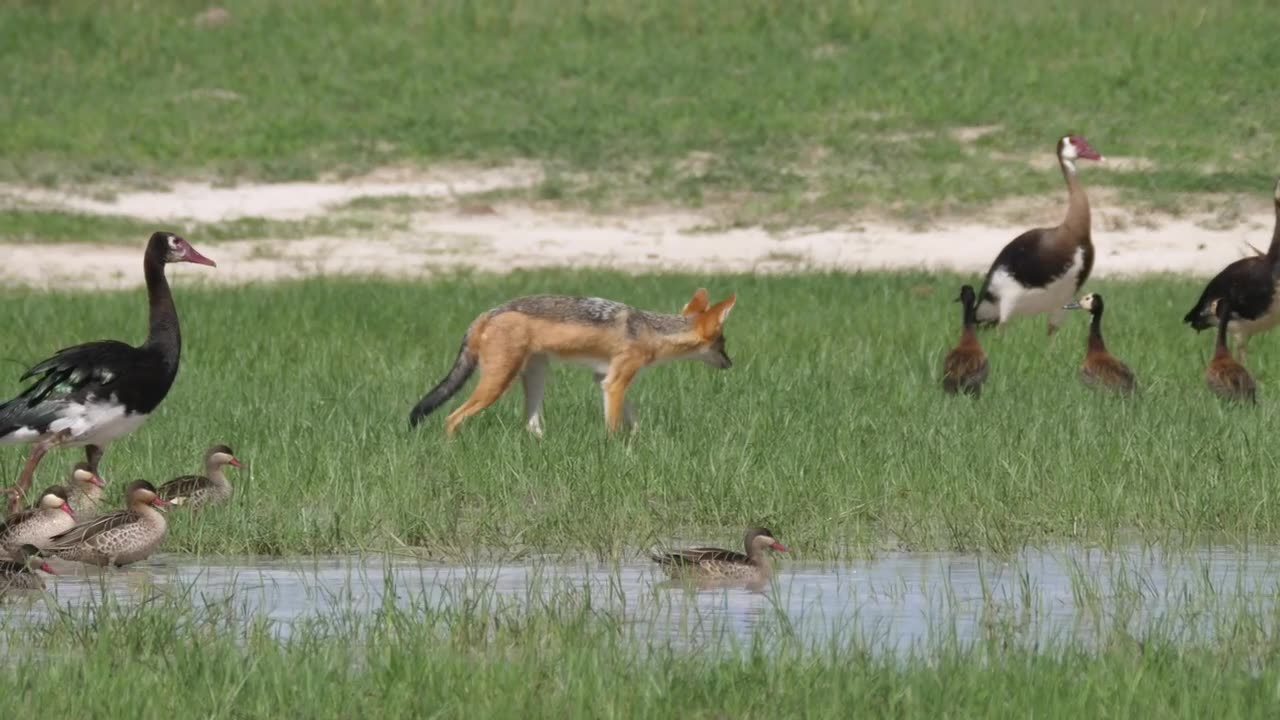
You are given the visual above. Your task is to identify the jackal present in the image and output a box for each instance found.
[409,288,736,436]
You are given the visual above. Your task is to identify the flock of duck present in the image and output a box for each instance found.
[0,445,242,588]
[0,135,1273,587]
[942,135,1274,404]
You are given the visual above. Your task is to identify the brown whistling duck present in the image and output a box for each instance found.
[158,444,243,509]
[0,544,55,591]
[942,285,989,397]
[1205,299,1257,404]
[0,232,215,514]
[409,288,735,437]
[650,527,789,586]
[975,136,1104,335]
[45,480,171,567]
[1184,177,1280,363]
[1063,293,1136,394]
[0,485,76,551]
[67,461,106,519]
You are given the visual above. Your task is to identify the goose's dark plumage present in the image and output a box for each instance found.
[1183,178,1280,363]
[0,232,215,511]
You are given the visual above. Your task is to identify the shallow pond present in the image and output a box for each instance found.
[13,542,1280,653]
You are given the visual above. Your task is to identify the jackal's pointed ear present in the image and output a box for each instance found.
[682,288,710,316]
[705,293,736,326]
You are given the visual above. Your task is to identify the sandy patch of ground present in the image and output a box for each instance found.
[0,166,1273,290]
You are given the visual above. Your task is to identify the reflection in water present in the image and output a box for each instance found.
[10,543,1280,654]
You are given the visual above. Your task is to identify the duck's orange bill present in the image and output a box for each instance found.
[61,504,75,520]
[151,497,171,508]
[229,458,244,468]
[39,562,55,575]
[770,542,789,552]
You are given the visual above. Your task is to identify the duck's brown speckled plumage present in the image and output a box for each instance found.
[0,545,54,591]
[0,485,76,551]
[157,444,242,510]
[46,480,169,567]
[650,527,789,584]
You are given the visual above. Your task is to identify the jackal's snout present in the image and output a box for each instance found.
[705,335,732,369]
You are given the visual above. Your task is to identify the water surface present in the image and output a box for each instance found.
[15,543,1280,654]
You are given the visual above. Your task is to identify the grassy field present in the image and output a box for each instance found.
[7,576,1280,719]
[0,270,1276,558]
[4,1,1280,222]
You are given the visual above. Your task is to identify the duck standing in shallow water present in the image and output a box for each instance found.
[0,486,76,552]
[975,136,1104,335]
[650,528,789,588]
[1063,293,1136,394]
[158,444,243,510]
[67,462,106,519]
[0,232,216,513]
[1183,178,1280,363]
[942,285,989,397]
[45,480,171,567]
[0,545,55,591]
[1205,299,1258,404]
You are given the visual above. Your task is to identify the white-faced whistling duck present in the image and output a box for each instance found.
[942,285,989,397]
[1205,299,1257,404]
[1063,293,1136,394]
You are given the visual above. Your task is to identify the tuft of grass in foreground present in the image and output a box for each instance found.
[1,270,1279,557]
[8,575,1280,719]
[4,1,1280,219]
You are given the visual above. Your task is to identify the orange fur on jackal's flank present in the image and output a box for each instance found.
[409,288,737,437]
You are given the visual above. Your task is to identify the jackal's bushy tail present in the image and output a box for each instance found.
[409,335,477,428]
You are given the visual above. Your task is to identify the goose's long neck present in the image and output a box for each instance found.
[1267,199,1280,267]
[1061,157,1091,237]
[144,252,181,367]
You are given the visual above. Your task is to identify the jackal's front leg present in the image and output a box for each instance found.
[595,372,638,433]
[600,364,639,434]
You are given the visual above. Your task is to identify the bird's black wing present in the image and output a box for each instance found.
[1184,258,1272,329]
[0,341,143,439]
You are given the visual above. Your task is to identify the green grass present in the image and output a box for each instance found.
[7,574,1280,718]
[0,208,404,244]
[0,270,1276,557]
[4,1,1280,220]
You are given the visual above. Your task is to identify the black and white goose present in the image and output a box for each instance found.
[0,232,215,512]
[975,135,1104,335]
[1182,177,1280,362]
